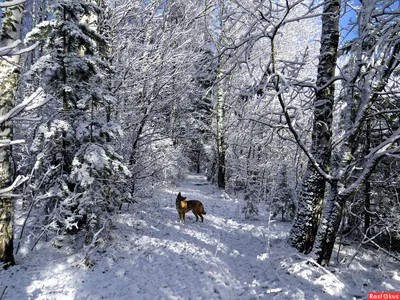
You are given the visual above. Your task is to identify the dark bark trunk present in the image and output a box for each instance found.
[364,180,371,235]
[314,180,346,266]
[364,121,371,236]
[217,142,225,189]
[0,199,15,268]
[289,0,340,253]
[289,167,326,253]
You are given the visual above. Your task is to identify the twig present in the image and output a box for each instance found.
[78,225,106,267]
[0,175,29,195]
[0,139,25,147]
[0,0,26,8]
[369,240,400,263]
[31,230,45,251]
[15,200,35,254]
[0,88,44,124]
[0,286,7,300]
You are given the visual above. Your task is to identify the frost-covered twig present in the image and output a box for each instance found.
[79,225,106,267]
[368,240,400,263]
[0,286,7,300]
[30,230,46,251]
[12,117,42,122]
[0,139,25,147]
[0,41,39,56]
[342,128,400,197]
[15,200,35,254]
[0,88,44,124]
[0,0,26,8]
[0,175,29,196]
[346,226,388,267]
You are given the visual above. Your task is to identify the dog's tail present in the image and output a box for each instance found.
[202,205,207,215]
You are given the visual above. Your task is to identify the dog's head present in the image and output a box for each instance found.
[177,192,186,202]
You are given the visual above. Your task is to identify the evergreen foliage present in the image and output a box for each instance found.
[24,0,131,241]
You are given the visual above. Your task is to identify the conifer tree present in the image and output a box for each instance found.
[25,0,130,242]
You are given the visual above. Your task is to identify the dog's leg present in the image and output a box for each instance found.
[178,212,182,223]
[199,213,204,222]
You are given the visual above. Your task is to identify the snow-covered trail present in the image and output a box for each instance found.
[99,173,285,299]
[2,174,400,299]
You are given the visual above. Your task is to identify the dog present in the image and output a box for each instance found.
[175,192,206,223]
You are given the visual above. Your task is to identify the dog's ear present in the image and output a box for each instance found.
[178,192,181,196]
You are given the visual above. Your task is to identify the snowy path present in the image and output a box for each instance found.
[100,174,282,299]
[2,174,400,299]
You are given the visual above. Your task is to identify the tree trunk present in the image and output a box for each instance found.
[364,121,371,236]
[216,73,225,189]
[289,0,340,253]
[314,180,345,265]
[0,1,24,268]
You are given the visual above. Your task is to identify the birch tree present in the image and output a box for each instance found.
[215,0,227,189]
[0,0,25,268]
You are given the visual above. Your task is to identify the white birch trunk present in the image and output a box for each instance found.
[216,64,225,189]
[0,1,24,267]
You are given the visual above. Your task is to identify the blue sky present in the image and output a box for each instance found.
[340,1,359,43]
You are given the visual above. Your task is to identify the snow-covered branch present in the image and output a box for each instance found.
[0,0,26,8]
[0,175,29,197]
[0,139,25,147]
[342,128,400,197]
[0,88,45,124]
[0,40,39,56]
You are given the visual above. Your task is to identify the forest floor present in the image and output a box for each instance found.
[2,174,400,299]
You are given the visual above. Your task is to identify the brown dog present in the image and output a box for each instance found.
[175,192,206,223]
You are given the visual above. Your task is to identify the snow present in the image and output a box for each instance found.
[2,174,400,299]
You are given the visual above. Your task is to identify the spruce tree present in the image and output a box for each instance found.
[25,0,131,243]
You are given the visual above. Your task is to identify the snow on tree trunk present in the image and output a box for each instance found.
[0,1,24,267]
[215,0,226,190]
[313,0,400,265]
[313,180,345,265]
[216,64,226,189]
[289,0,340,254]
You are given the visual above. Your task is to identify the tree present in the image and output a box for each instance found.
[107,0,207,194]
[313,0,400,265]
[24,0,131,243]
[0,0,25,268]
[289,0,340,254]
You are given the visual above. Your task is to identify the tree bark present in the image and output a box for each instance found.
[215,0,226,190]
[216,68,225,189]
[289,0,340,254]
[313,0,400,265]
[314,180,345,265]
[364,121,371,236]
[0,1,24,267]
